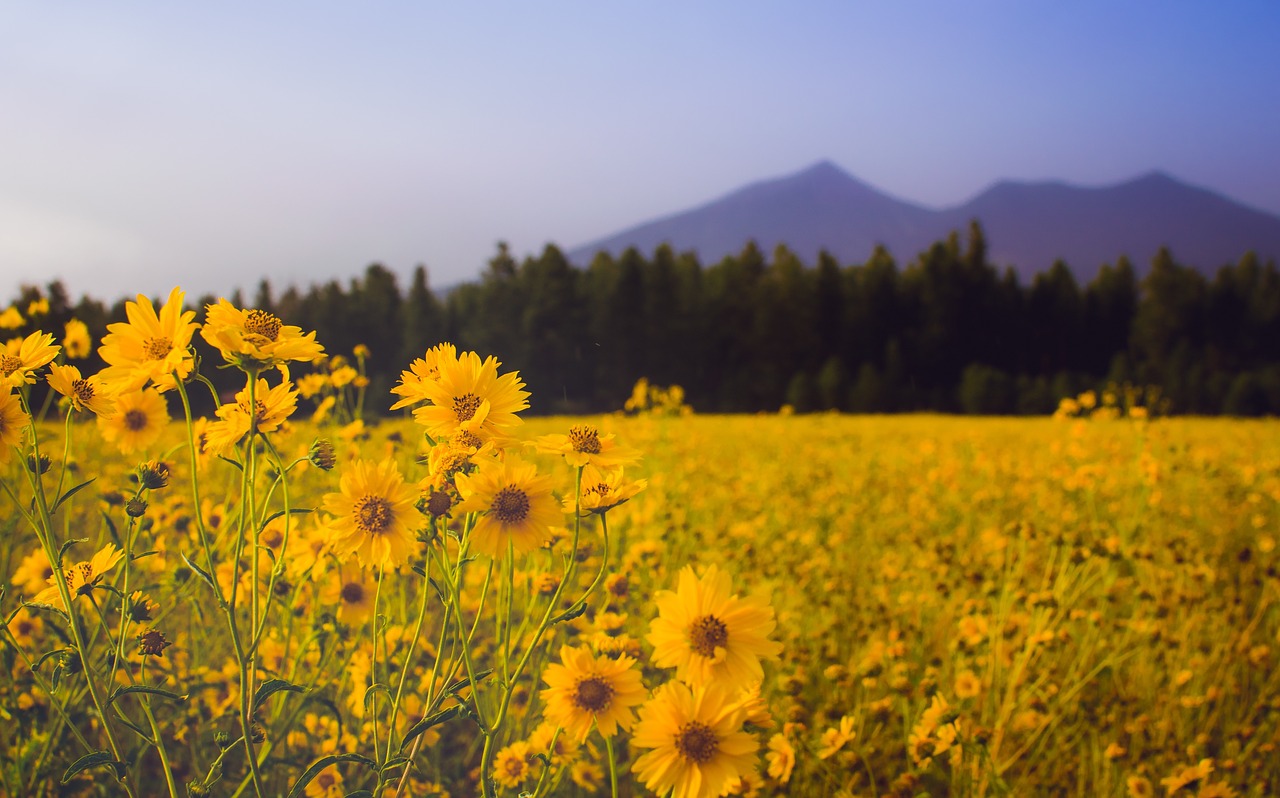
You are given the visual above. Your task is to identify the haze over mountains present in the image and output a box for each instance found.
[568,161,1280,281]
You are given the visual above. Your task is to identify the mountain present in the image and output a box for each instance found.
[568,162,1280,280]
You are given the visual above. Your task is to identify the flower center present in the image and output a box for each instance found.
[568,425,602,454]
[452,393,482,421]
[142,337,172,360]
[688,615,729,657]
[354,496,393,534]
[491,486,530,524]
[0,354,21,375]
[71,378,95,404]
[124,409,149,432]
[454,429,483,449]
[675,721,719,764]
[340,582,365,604]
[572,675,615,713]
[502,757,525,778]
[244,309,282,342]
[426,489,453,518]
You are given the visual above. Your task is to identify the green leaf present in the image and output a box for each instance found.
[551,601,588,624]
[286,754,377,798]
[101,510,121,548]
[32,647,72,673]
[253,678,306,712]
[51,477,96,514]
[345,792,374,798]
[62,751,123,783]
[261,507,312,527]
[217,454,244,471]
[109,685,188,706]
[180,550,218,594]
[446,669,492,695]
[398,705,461,754]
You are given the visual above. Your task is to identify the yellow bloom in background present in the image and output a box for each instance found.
[0,389,29,462]
[11,549,54,596]
[323,458,418,568]
[454,455,561,558]
[765,733,795,784]
[647,563,783,689]
[533,424,641,469]
[411,349,528,443]
[492,740,533,790]
[1,330,60,388]
[6,607,43,648]
[202,299,324,367]
[321,568,377,627]
[97,387,169,455]
[47,364,116,418]
[329,364,358,388]
[1159,759,1214,794]
[631,681,758,798]
[203,378,299,455]
[32,544,125,608]
[540,645,647,741]
[26,297,49,317]
[63,318,92,358]
[297,372,329,399]
[570,464,647,515]
[98,287,198,392]
[390,342,458,410]
[0,306,23,329]
[816,715,856,759]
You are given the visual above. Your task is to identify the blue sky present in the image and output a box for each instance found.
[2,1,1278,301]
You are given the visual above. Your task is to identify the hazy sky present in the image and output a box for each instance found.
[3,1,1278,303]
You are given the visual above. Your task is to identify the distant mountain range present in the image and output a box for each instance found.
[567,161,1280,281]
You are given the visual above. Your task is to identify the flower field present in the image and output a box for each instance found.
[2,290,1279,797]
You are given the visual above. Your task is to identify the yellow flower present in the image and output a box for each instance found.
[26,297,49,317]
[201,299,324,368]
[816,715,856,759]
[203,378,299,455]
[454,455,562,558]
[323,459,418,568]
[0,388,29,462]
[6,607,43,648]
[47,364,116,418]
[1,330,60,388]
[97,387,169,455]
[32,544,124,609]
[765,733,795,783]
[647,564,783,689]
[410,349,528,443]
[533,424,641,468]
[389,343,458,411]
[297,373,329,399]
[11,548,54,596]
[954,669,982,699]
[98,287,198,392]
[329,365,357,388]
[303,764,344,798]
[1159,759,1214,794]
[63,318,92,359]
[492,740,532,789]
[321,568,377,627]
[0,306,23,329]
[570,464,647,515]
[631,681,758,798]
[540,645,647,741]
[1125,775,1153,798]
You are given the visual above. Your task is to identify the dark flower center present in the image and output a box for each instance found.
[568,425,602,454]
[492,486,530,524]
[689,615,729,657]
[0,354,22,375]
[675,721,719,764]
[244,310,282,342]
[354,496,393,534]
[124,409,149,432]
[453,393,482,422]
[340,582,365,604]
[572,675,615,712]
[142,337,172,360]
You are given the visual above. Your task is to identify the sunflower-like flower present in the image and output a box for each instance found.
[320,568,377,627]
[389,342,458,410]
[323,459,418,568]
[63,319,92,359]
[631,681,758,798]
[454,455,561,558]
[533,424,641,469]
[97,387,169,456]
[541,645,647,741]
[11,549,53,596]
[492,740,533,790]
[570,464,647,516]
[410,350,528,444]
[1,330,60,389]
[201,299,324,369]
[0,389,29,463]
[98,288,198,392]
[32,544,125,609]
[647,564,783,689]
[47,364,116,418]
[0,307,23,330]
[203,378,299,455]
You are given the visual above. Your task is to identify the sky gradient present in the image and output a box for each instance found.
[3,1,1278,302]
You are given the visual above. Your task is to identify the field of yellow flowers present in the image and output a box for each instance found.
[1,288,1278,798]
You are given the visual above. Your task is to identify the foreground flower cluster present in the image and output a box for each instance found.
[0,289,785,798]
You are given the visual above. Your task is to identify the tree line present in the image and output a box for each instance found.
[9,221,1280,416]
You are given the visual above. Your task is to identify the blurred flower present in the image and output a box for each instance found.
[97,387,169,455]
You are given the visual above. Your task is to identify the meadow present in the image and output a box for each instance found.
[1,292,1277,798]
